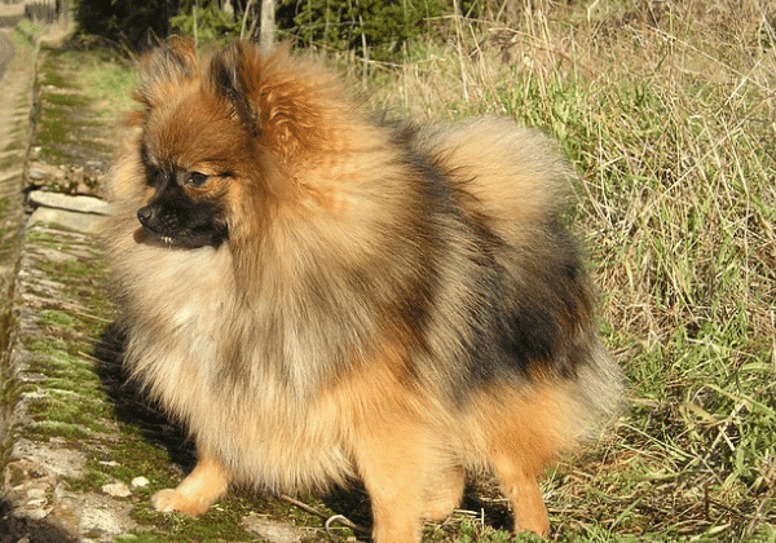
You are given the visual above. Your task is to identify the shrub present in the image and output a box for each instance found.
[75,0,172,50]
[276,0,446,61]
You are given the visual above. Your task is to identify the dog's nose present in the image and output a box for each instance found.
[137,205,155,228]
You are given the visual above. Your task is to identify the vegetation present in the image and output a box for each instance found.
[358,1,776,540]
[275,0,446,61]
[74,0,449,58]
[74,0,172,49]
[17,0,776,540]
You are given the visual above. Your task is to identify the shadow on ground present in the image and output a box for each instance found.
[0,500,74,543]
[93,322,197,473]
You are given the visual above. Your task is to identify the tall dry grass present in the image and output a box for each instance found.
[60,2,773,538]
[349,0,776,540]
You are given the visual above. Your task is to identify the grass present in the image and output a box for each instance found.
[6,2,774,541]
[345,0,774,540]
[34,43,131,170]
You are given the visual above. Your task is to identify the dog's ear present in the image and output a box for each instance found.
[209,42,261,138]
[137,35,198,108]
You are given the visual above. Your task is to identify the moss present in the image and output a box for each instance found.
[22,421,91,441]
[36,146,73,161]
[24,229,59,246]
[36,309,82,332]
[43,92,92,108]
[0,155,19,170]
[101,437,179,490]
[64,466,108,494]
[38,70,77,89]
[128,500,256,541]
[0,378,22,415]
[35,109,69,146]
[22,335,69,355]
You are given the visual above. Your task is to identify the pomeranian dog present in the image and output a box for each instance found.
[104,36,621,541]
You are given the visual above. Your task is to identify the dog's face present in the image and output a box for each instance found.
[135,155,230,248]
[132,37,262,250]
[130,37,357,255]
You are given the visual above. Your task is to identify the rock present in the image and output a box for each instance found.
[101,482,131,498]
[26,189,109,215]
[27,206,106,234]
[131,476,149,488]
[79,507,125,536]
[10,439,86,479]
[242,516,310,543]
[27,163,66,183]
[26,488,45,499]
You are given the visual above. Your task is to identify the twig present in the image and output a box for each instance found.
[325,514,356,536]
[358,13,368,90]
[279,494,370,536]
[240,0,255,40]
[452,0,469,103]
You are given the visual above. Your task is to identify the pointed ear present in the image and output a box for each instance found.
[138,35,198,107]
[209,42,260,137]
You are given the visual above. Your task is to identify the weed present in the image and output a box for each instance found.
[359,1,776,539]
[6,2,774,540]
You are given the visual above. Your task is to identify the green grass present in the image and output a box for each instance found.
[42,92,93,108]
[6,2,774,540]
[34,44,135,168]
[39,45,138,113]
[14,20,44,47]
[358,1,774,540]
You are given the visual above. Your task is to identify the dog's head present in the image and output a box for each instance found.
[131,37,341,249]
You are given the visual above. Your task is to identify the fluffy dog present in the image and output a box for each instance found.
[104,36,621,541]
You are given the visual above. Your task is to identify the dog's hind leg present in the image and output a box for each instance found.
[490,450,550,536]
[481,385,575,537]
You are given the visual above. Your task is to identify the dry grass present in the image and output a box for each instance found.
[344,0,776,540]
[59,2,774,538]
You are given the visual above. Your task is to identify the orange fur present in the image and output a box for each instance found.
[105,37,622,542]
[152,450,229,516]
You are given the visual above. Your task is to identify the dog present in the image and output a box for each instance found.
[104,36,621,541]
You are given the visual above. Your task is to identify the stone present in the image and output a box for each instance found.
[101,482,131,498]
[26,189,110,215]
[79,507,124,536]
[27,206,106,234]
[242,516,310,543]
[10,438,86,480]
[131,476,149,488]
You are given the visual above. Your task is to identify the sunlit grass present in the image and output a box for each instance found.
[356,1,775,540]
[20,2,774,539]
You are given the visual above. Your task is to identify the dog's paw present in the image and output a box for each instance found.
[151,488,212,516]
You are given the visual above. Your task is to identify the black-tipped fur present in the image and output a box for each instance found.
[106,38,622,542]
[211,44,261,137]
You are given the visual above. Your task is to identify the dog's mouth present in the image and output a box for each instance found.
[133,226,177,247]
[132,225,228,249]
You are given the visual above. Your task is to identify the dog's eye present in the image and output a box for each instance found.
[146,166,163,187]
[187,172,209,187]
